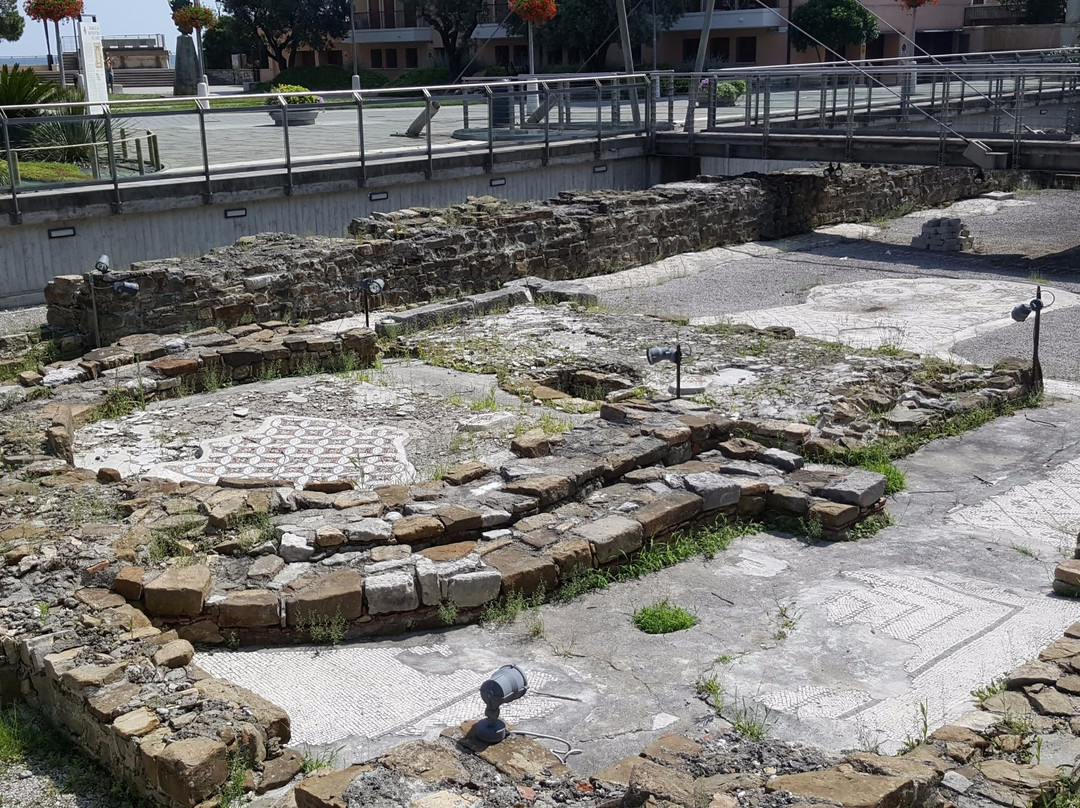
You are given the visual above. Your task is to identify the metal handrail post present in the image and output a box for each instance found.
[1,113,22,224]
[103,111,122,213]
[793,74,801,124]
[423,88,433,179]
[197,101,212,203]
[485,86,494,171]
[1013,74,1024,167]
[744,76,753,127]
[762,76,771,157]
[280,98,293,195]
[595,79,603,157]
[354,90,367,186]
[541,81,551,165]
[844,77,854,159]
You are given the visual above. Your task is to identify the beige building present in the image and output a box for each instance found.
[279,0,1078,79]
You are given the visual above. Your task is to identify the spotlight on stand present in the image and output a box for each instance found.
[1010,284,1053,394]
[474,664,528,744]
[360,277,386,329]
[95,255,111,273]
[646,343,687,399]
[113,281,139,297]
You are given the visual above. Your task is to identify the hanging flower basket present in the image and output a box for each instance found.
[22,0,84,22]
[173,4,217,35]
[510,0,557,26]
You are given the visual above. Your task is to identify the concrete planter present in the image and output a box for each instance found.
[267,108,321,127]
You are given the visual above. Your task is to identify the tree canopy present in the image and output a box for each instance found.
[505,0,684,72]
[790,0,879,60]
[220,0,350,71]
[405,0,486,81]
[0,0,25,43]
[202,13,262,69]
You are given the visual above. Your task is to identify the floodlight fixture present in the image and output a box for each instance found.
[1011,285,1054,395]
[474,664,528,744]
[113,281,139,296]
[360,277,386,328]
[95,255,111,273]
[646,343,688,399]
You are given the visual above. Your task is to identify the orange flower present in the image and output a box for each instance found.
[510,0,557,25]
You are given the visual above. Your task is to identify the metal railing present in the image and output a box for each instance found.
[963,5,1021,25]
[0,51,1078,219]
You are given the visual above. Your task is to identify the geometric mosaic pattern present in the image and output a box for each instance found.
[197,643,561,747]
[148,415,414,490]
[946,458,1080,554]
[760,571,1080,751]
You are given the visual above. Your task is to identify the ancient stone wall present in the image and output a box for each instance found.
[43,167,1018,346]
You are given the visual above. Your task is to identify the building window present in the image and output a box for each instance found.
[385,48,398,68]
[709,37,730,62]
[405,47,418,68]
[371,48,383,68]
[513,45,528,66]
[325,49,344,66]
[682,38,697,63]
[735,36,756,63]
[298,50,316,67]
[546,49,562,66]
[495,45,510,65]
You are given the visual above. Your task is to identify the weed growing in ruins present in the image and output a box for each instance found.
[295,356,323,377]
[633,600,698,634]
[200,363,227,393]
[148,520,205,563]
[824,444,907,495]
[217,750,251,808]
[770,599,800,641]
[538,412,572,435]
[971,678,1008,706]
[226,631,241,651]
[0,340,59,384]
[481,589,542,626]
[296,609,347,646]
[36,602,50,625]
[848,511,895,540]
[1032,766,1080,808]
[446,393,466,407]
[898,702,932,753]
[470,387,500,412]
[525,610,546,638]
[257,360,284,382]
[1010,543,1038,558]
[69,490,122,525]
[437,601,459,625]
[696,674,723,703]
[227,512,275,550]
[694,679,775,740]
[94,387,136,421]
[300,747,340,776]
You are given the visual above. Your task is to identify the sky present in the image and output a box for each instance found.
[4,1,184,57]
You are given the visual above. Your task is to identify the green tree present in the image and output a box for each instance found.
[405,0,486,81]
[0,0,25,43]
[506,0,685,72]
[791,0,879,60]
[202,13,261,69]
[220,0,350,72]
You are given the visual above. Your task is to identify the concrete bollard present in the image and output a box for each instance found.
[404,101,441,138]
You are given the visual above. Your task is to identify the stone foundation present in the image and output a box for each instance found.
[43,167,1018,346]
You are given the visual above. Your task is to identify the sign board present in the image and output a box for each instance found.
[79,21,109,114]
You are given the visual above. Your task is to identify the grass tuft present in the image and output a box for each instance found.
[632,599,698,634]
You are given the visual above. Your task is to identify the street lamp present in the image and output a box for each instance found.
[350,4,361,92]
[1011,284,1054,394]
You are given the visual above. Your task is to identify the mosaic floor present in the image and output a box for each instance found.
[149,415,414,489]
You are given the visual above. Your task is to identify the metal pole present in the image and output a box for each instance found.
[684,0,717,130]
[355,90,367,185]
[424,90,433,178]
[1033,285,1043,393]
[281,100,294,195]
[614,0,641,126]
[351,7,361,91]
[2,114,22,224]
[485,85,494,171]
[103,112,122,213]
[595,79,603,156]
[675,344,682,399]
[198,102,212,202]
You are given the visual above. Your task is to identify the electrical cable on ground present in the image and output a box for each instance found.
[510,730,584,764]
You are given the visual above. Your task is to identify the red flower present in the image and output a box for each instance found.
[173,3,216,34]
[510,0,557,25]
[23,0,84,22]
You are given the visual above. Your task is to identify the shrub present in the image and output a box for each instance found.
[714,81,744,105]
[385,67,451,88]
[252,66,388,92]
[0,64,66,147]
[264,84,321,105]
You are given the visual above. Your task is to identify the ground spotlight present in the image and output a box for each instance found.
[113,281,139,296]
[1011,285,1053,394]
[646,343,687,399]
[474,664,528,744]
[360,277,386,328]
[95,254,111,273]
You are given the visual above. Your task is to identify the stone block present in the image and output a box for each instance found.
[445,569,503,608]
[143,565,212,617]
[809,499,860,530]
[393,515,445,544]
[379,740,466,782]
[286,569,364,627]
[295,764,370,808]
[484,546,558,595]
[683,472,741,511]
[365,570,420,614]
[511,428,551,458]
[443,461,490,486]
[218,590,281,628]
[547,539,593,579]
[156,736,229,806]
[574,515,644,565]
[147,357,199,377]
[153,639,195,668]
[113,565,145,600]
[476,734,569,779]
[343,518,393,545]
[248,555,284,582]
[113,706,161,738]
[759,447,804,472]
[87,681,140,721]
[765,769,914,808]
[627,759,695,805]
[436,505,484,535]
[633,491,703,539]
[1055,560,1080,587]
[502,475,574,507]
[279,532,315,562]
[820,470,888,508]
[766,486,812,516]
[258,748,304,793]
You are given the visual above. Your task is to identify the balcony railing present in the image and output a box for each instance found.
[352,9,421,30]
[963,4,1021,24]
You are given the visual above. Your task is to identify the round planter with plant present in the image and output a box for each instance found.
[265,84,323,126]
